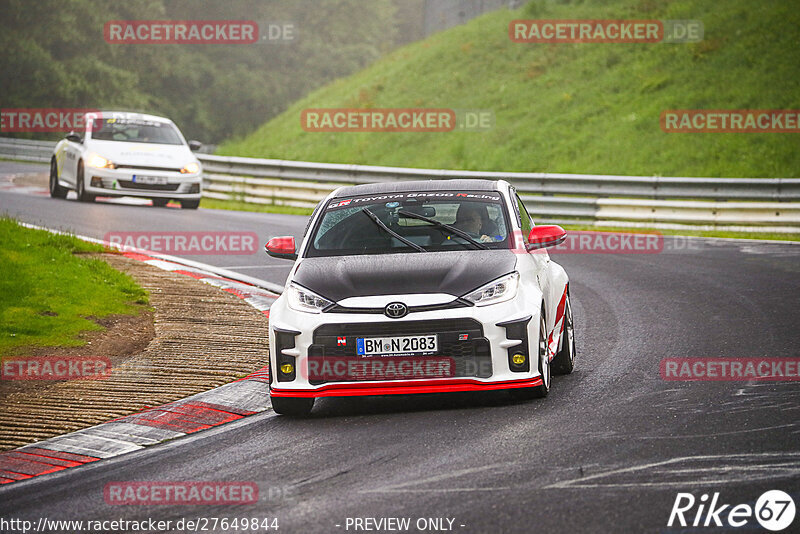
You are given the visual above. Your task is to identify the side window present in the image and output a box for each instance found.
[516,195,533,242]
[304,200,325,236]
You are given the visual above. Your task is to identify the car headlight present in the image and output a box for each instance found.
[86,153,116,169]
[287,283,333,314]
[463,272,520,306]
[181,162,200,174]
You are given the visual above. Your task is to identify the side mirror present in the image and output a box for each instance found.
[527,225,567,250]
[188,140,202,152]
[66,132,82,143]
[265,236,297,260]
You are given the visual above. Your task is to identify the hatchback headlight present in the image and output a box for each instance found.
[287,283,333,313]
[181,162,200,174]
[463,272,520,306]
[86,153,116,169]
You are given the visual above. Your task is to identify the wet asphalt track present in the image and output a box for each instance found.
[1,162,799,533]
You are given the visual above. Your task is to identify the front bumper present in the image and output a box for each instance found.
[268,291,544,398]
[84,167,202,199]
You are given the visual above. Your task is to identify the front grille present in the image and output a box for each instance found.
[309,319,492,385]
[117,180,180,191]
[325,299,471,316]
[116,164,182,172]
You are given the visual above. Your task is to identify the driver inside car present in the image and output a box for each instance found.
[454,204,498,242]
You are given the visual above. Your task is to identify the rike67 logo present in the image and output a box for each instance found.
[668,490,796,531]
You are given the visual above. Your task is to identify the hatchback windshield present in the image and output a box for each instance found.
[90,118,184,145]
[307,191,511,257]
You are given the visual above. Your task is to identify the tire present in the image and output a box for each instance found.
[49,158,68,199]
[270,396,314,417]
[75,161,95,203]
[180,199,200,210]
[552,291,575,375]
[152,198,169,207]
[510,309,551,400]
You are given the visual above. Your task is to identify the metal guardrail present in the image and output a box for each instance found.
[3,137,799,232]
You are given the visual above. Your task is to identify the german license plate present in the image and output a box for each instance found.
[357,335,438,357]
[133,175,167,185]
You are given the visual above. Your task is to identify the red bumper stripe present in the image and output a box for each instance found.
[270,377,544,398]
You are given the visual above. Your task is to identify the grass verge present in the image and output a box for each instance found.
[220,0,800,178]
[0,217,149,356]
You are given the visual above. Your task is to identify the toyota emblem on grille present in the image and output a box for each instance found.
[385,302,408,319]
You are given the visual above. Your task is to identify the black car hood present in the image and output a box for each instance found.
[293,250,518,302]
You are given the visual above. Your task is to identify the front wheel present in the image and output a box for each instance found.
[180,199,200,210]
[151,198,169,207]
[76,162,95,203]
[270,396,314,416]
[510,310,550,401]
[49,158,68,199]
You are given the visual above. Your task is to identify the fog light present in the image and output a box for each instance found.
[280,363,294,375]
[511,353,526,365]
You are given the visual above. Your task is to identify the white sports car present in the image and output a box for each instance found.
[265,179,575,416]
[50,111,203,209]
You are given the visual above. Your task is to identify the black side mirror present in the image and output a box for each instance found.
[188,140,202,152]
[66,132,82,143]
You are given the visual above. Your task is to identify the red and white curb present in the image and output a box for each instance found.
[0,227,283,486]
[119,251,280,317]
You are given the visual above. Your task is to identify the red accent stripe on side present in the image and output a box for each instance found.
[555,285,568,325]
[270,377,544,398]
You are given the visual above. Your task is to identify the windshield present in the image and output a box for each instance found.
[306,191,511,257]
[90,118,184,145]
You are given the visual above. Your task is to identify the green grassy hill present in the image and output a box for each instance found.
[220,0,800,178]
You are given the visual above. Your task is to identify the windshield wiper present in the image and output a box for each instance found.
[397,210,489,250]
[362,208,427,253]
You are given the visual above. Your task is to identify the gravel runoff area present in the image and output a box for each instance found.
[0,253,270,451]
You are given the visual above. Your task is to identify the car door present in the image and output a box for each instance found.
[59,134,83,187]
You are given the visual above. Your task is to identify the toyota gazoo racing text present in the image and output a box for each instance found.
[264,179,575,416]
[50,111,203,209]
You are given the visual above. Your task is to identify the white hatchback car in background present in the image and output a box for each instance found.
[49,111,203,209]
